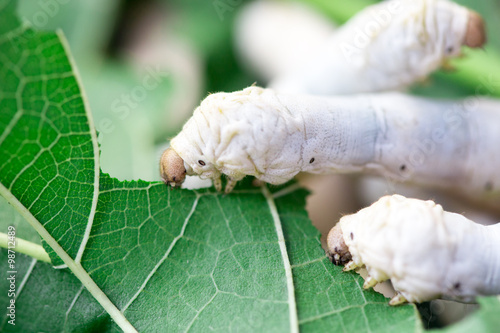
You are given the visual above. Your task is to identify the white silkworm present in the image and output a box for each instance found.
[160,86,500,195]
[269,0,486,95]
[326,195,500,305]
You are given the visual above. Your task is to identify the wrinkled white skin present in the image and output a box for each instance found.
[270,0,470,95]
[337,195,500,303]
[170,87,500,196]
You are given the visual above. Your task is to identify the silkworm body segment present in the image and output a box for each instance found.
[327,195,500,304]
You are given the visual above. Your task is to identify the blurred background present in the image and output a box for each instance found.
[17,0,500,328]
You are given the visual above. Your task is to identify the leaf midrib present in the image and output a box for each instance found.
[263,185,299,333]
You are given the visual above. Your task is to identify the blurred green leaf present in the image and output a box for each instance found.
[82,62,175,181]
[435,297,500,333]
[17,0,120,65]
[297,0,377,24]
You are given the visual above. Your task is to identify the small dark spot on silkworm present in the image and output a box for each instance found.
[309,157,315,164]
[327,253,334,263]
[454,282,461,290]
[399,164,406,172]
[198,160,206,166]
[485,181,493,191]
[350,232,354,240]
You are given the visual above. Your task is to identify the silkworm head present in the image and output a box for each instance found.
[464,11,486,48]
[160,148,186,188]
[326,223,352,266]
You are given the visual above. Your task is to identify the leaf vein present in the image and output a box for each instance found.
[64,285,85,327]
[262,185,299,333]
[121,193,201,313]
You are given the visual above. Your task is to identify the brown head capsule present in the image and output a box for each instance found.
[326,223,351,266]
[464,11,486,48]
[160,148,186,188]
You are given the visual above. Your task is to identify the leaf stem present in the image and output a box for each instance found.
[0,232,50,263]
[0,183,139,333]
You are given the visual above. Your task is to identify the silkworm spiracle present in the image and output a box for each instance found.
[327,195,500,304]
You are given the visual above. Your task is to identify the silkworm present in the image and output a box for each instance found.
[269,0,486,95]
[326,195,500,305]
[160,86,500,195]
